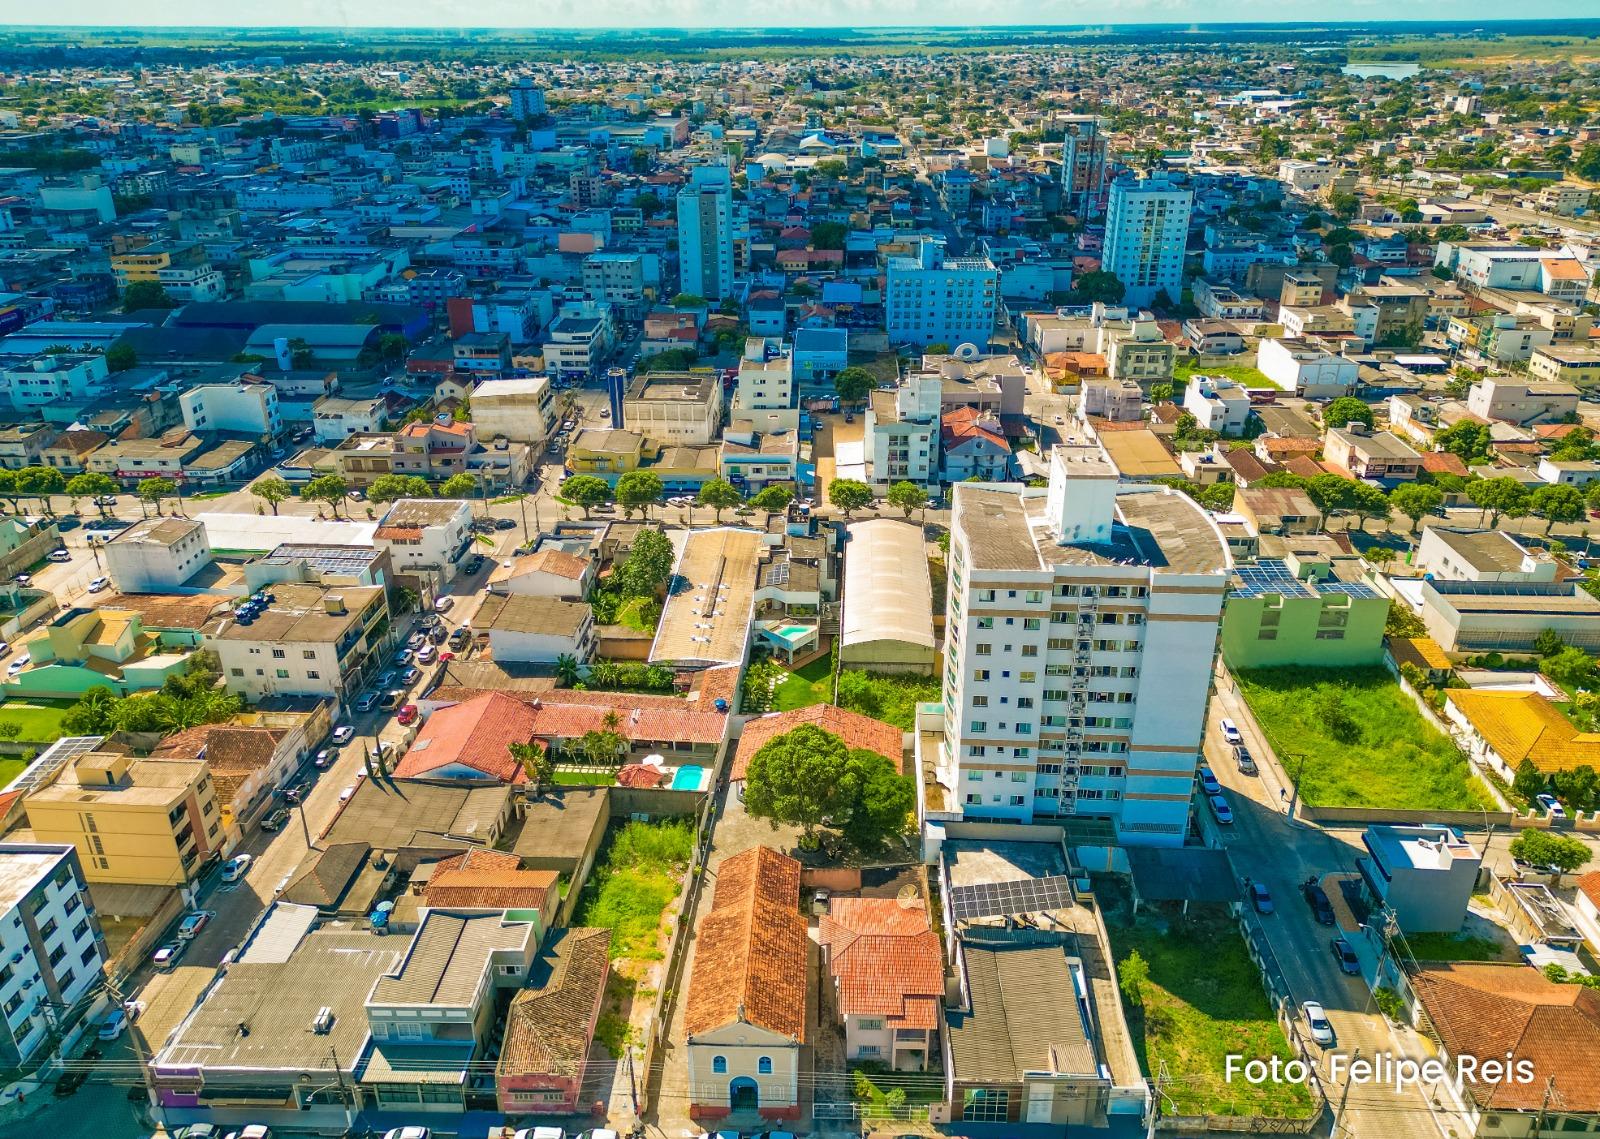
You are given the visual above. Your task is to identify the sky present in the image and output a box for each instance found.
[7,0,1597,30]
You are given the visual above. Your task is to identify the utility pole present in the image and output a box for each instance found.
[328,1043,355,1130]
[626,1041,638,1116]
[105,975,162,1128]
[1285,752,1309,820]
[1334,1046,1361,1135]
[1145,1061,1170,1139]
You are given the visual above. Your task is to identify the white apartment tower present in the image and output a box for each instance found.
[940,435,1231,844]
[885,237,999,350]
[676,173,734,302]
[509,78,546,120]
[1103,173,1194,309]
[1060,114,1108,219]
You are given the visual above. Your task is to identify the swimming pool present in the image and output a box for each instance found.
[760,622,816,649]
[671,764,708,791]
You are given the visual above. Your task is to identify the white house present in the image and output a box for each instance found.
[1182,375,1252,436]
[1256,337,1358,398]
[103,515,214,593]
[373,498,472,585]
[477,593,596,664]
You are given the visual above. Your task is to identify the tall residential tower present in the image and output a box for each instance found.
[937,434,1231,845]
[1060,114,1108,219]
[885,237,999,350]
[676,170,734,302]
[1102,173,1194,309]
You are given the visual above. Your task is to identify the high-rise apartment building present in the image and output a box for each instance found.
[1102,173,1194,309]
[938,435,1230,844]
[676,176,734,302]
[1060,114,1108,219]
[509,78,546,120]
[885,237,999,350]
[0,843,106,1067]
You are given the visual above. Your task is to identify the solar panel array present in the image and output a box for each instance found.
[763,560,791,587]
[1320,580,1380,600]
[949,875,1075,920]
[1231,560,1313,599]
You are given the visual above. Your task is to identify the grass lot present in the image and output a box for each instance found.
[0,757,24,788]
[1105,901,1316,1119]
[552,769,617,786]
[774,655,833,711]
[837,669,942,730]
[0,700,74,745]
[615,596,661,634]
[1401,931,1518,963]
[851,1066,946,1106]
[1236,666,1494,811]
[1174,358,1279,390]
[573,818,694,961]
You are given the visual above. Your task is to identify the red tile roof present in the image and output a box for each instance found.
[1422,451,1470,477]
[732,705,905,781]
[616,763,667,788]
[392,692,539,783]
[424,848,559,912]
[941,406,1010,454]
[685,846,808,1041]
[818,898,943,1028]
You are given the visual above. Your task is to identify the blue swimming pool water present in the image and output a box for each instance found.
[671,764,707,791]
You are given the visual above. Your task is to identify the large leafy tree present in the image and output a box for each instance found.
[1509,829,1593,874]
[67,472,118,516]
[1071,269,1125,305]
[834,366,876,406]
[1388,484,1443,533]
[303,474,349,517]
[886,480,929,518]
[366,474,434,504]
[1435,420,1493,464]
[828,478,873,519]
[615,470,665,520]
[439,472,479,499]
[249,475,294,516]
[743,724,852,841]
[1322,397,1374,429]
[840,749,915,848]
[16,466,65,515]
[561,475,613,518]
[138,476,178,517]
[749,484,796,512]
[1468,477,1530,528]
[1530,483,1586,534]
[695,478,743,521]
[618,529,675,599]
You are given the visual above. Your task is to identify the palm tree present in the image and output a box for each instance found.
[554,654,581,688]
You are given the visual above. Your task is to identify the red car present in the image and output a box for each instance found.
[397,704,419,726]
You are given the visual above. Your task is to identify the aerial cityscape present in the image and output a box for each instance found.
[0,13,1599,1139]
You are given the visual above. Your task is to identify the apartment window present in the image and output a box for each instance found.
[858,1017,885,1031]
[1023,618,1041,631]
[39,918,57,940]
[972,696,988,708]
[975,644,991,656]
[1009,795,1026,806]
[970,721,987,733]
[271,649,285,659]
[974,669,990,681]
[80,945,98,967]
[976,617,994,630]
[1010,772,1027,782]
[276,669,289,679]
[230,668,244,677]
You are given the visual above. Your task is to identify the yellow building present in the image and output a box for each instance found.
[24,752,225,886]
[567,428,646,479]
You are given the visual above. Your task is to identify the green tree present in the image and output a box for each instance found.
[554,653,582,688]
[376,332,408,365]
[16,466,65,515]
[1468,477,1530,528]
[137,476,178,517]
[1071,269,1126,305]
[439,472,479,499]
[249,475,293,516]
[66,472,117,516]
[828,478,874,519]
[1388,484,1443,533]
[1535,628,1567,658]
[122,279,175,311]
[1149,382,1174,404]
[743,724,852,842]
[809,220,848,249]
[509,740,552,794]
[615,470,665,520]
[1544,645,1599,693]
[303,474,350,518]
[105,342,137,372]
[669,293,707,308]
[1323,397,1374,429]
[834,366,876,406]
[1436,420,1493,464]
[1531,483,1586,534]
[366,474,434,504]
[840,748,915,848]
[1508,829,1593,874]
[1327,243,1354,269]
[886,480,929,518]
[1119,949,1150,1006]
[561,475,613,519]
[618,528,675,599]
[695,478,743,521]
[1513,758,1549,803]
[749,483,796,512]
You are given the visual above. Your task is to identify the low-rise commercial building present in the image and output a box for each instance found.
[103,516,213,593]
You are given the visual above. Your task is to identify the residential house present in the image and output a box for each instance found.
[1322,424,1421,482]
[391,693,541,784]
[1466,377,1580,426]
[313,393,391,443]
[0,423,54,469]
[1356,824,1480,935]
[1182,376,1252,436]
[374,497,472,584]
[731,704,905,786]
[1233,487,1322,536]
[818,898,943,1071]
[486,548,595,600]
[1256,338,1358,398]
[496,927,611,1115]
[7,605,195,700]
[1446,688,1600,784]
[476,593,597,665]
[941,407,1014,483]
[685,846,807,1122]
[1414,528,1558,584]
[1221,549,1388,669]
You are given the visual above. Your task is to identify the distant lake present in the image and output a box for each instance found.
[1343,63,1422,80]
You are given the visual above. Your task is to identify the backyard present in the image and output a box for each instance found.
[0,699,73,745]
[772,662,939,729]
[0,756,24,788]
[1236,666,1494,810]
[1104,898,1316,1120]
[773,655,832,711]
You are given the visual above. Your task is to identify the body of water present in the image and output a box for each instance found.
[1343,63,1422,80]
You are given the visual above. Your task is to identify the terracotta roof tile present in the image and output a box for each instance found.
[685,846,808,1041]
[732,706,905,781]
[392,692,539,783]
[498,927,610,1078]
[818,898,943,1028]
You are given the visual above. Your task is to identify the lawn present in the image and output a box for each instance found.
[774,655,833,711]
[1106,903,1316,1119]
[573,818,694,961]
[837,669,942,730]
[0,757,24,788]
[552,769,617,786]
[1173,358,1279,391]
[1401,930,1518,963]
[0,700,74,745]
[1236,666,1494,811]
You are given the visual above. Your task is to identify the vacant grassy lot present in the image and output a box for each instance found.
[573,818,694,961]
[1401,931,1518,963]
[1174,358,1279,391]
[774,656,832,711]
[1237,666,1493,810]
[0,700,74,745]
[837,669,941,730]
[0,757,24,788]
[1106,903,1315,1119]
[552,769,617,786]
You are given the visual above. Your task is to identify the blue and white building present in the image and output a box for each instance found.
[676,168,734,302]
[885,238,999,350]
[1102,174,1194,309]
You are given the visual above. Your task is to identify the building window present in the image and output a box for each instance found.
[712,1056,727,1074]
[758,1056,773,1075]
[963,1088,1010,1122]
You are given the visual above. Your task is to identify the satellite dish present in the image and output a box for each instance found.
[954,342,981,360]
[896,884,922,909]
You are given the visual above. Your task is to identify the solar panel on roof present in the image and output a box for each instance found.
[1319,580,1379,600]
[948,875,1075,921]
[1231,560,1314,599]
